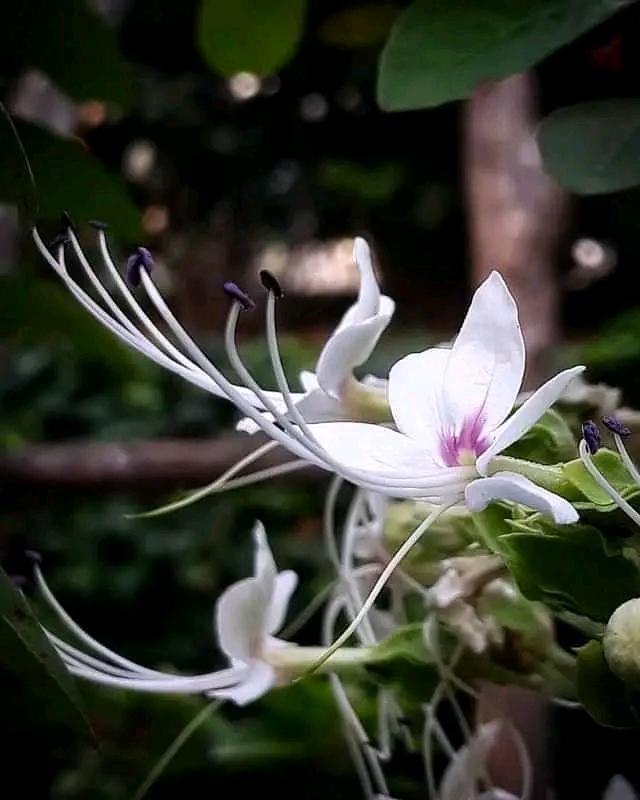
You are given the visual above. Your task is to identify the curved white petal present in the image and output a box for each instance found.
[476,365,586,475]
[215,576,267,661]
[308,421,438,476]
[210,660,275,706]
[344,237,381,324]
[388,346,450,460]
[465,472,579,524]
[266,570,298,635]
[253,521,277,590]
[443,271,525,436]
[439,720,502,800]
[316,296,394,399]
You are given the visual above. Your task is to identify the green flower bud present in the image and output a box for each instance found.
[603,598,640,688]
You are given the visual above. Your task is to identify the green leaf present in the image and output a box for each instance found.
[369,622,430,665]
[319,4,399,48]
[538,99,640,195]
[563,448,634,505]
[377,0,624,111]
[576,640,640,728]
[499,527,640,622]
[197,0,306,77]
[3,0,133,106]
[0,120,140,239]
[504,408,576,464]
[0,566,92,740]
[0,276,146,375]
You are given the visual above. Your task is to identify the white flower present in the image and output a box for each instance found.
[213,521,299,704]
[35,523,298,707]
[237,237,394,432]
[32,224,582,515]
[305,271,583,523]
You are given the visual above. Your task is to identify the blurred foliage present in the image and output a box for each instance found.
[377,0,621,111]
[538,99,640,195]
[4,0,640,796]
[197,0,306,76]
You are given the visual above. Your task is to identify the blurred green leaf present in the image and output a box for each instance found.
[538,99,640,194]
[0,566,92,740]
[498,526,640,622]
[377,0,623,111]
[197,0,306,77]
[577,640,640,728]
[0,120,140,239]
[3,0,133,106]
[319,4,399,48]
[505,408,577,464]
[0,276,145,374]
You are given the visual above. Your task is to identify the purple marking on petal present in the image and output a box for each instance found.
[438,411,489,466]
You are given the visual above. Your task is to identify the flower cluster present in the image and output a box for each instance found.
[32,219,634,799]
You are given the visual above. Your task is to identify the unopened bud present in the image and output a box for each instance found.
[603,598,640,688]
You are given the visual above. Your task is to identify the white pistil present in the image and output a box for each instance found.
[578,440,640,527]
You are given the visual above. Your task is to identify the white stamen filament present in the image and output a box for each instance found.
[613,432,640,484]
[579,440,640,527]
[35,565,248,695]
[310,499,460,673]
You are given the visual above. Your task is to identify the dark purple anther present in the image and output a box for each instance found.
[602,415,631,438]
[126,246,154,287]
[582,420,601,454]
[88,219,109,231]
[259,269,284,298]
[223,281,256,311]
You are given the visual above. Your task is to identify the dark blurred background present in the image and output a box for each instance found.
[3,1,640,797]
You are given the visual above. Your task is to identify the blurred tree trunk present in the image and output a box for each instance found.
[463,72,569,388]
[463,72,570,799]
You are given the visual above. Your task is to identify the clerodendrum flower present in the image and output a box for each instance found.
[32,222,584,516]
[305,271,582,523]
[36,523,300,706]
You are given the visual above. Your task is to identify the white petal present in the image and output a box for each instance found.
[388,346,450,460]
[443,271,525,436]
[465,472,579,524]
[214,523,278,661]
[253,521,277,590]
[604,776,638,800]
[476,365,586,475]
[210,660,275,706]
[215,576,267,661]
[266,570,298,635]
[308,421,438,476]
[439,720,502,800]
[316,296,394,399]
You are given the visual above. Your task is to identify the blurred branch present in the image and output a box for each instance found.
[0,434,319,490]
[463,72,570,389]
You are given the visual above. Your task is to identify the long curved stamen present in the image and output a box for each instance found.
[35,566,247,694]
[612,432,640,484]
[323,594,391,799]
[578,440,640,527]
[309,499,460,674]
[35,565,168,677]
[131,439,284,518]
[33,230,229,398]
